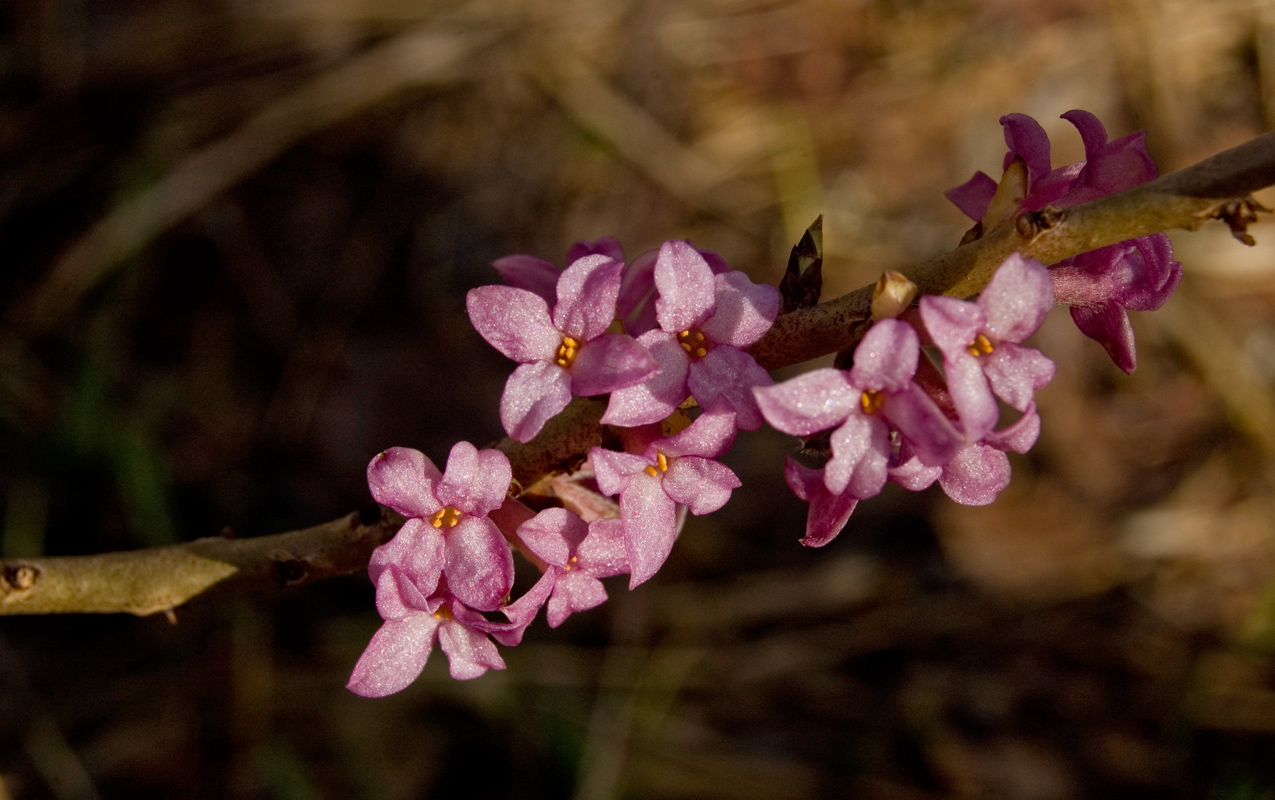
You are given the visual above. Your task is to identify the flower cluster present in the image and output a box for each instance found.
[349,110,1183,694]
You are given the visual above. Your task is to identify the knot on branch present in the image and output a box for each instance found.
[0,563,39,597]
[1214,196,1271,246]
[270,552,309,586]
[1014,206,1065,244]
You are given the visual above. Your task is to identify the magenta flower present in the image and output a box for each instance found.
[754,318,964,500]
[492,237,626,307]
[617,243,734,336]
[602,241,779,430]
[946,110,1179,372]
[366,443,515,613]
[919,254,1056,441]
[947,110,1158,222]
[468,254,660,442]
[591,401,742,587]
[515,509,630,627]
[347,566,508,695]
[1050,234,1181,373]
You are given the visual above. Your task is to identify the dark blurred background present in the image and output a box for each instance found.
[3,0,1275,797]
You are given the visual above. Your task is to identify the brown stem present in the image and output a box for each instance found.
[0,507,402,616]
[5,133,1275,616]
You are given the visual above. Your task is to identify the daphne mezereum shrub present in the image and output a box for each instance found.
[346,110,1187,697]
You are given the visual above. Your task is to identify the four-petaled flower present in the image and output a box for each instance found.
[515,509,630,627]
[602,241,779,431]
[919,253,1056,441]
[591,401,742,587]
[468,253,660,442]
[754,318,963,500]
[366,443,516,612]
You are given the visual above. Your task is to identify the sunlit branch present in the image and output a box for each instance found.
[4,132,1273,616]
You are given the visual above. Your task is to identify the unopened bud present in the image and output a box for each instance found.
[871,270,917,320]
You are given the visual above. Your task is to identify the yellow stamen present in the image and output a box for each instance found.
[430,506,463,529]
[966,333,995,357]
[645,465,659,477]
[656,452,669,472]
[433,606,454,621]
[860,390,885,415]
[677,328,712,359]
[555,336,581,368]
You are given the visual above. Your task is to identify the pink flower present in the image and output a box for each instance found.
[602,241,779,431]
[366,443,515,613]
[515,509,630,627]
[347,566,508,695]
[754,318,964,500]
[468,254,660,442]
[591,401,742,587]
[919,254,1056,441]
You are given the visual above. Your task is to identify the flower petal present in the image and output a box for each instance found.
[978,254,1053,343]
[621,473,679,588]
[553,254,623,340]
[492,568,556,646]
[567,236,625,264]
[943,349,999,442]
[547,571,609,627]
[1070,303,1137,373]
[981,343,1055,412]
[346,613,441,697]
[369,518,445,601]
[826,412,890,498]
[700,271,780,348]
[784,457,858,547]
[920,296,985,355]
[570,333,659,396]
[601,331,690,426]
[754,368,858,436]
[945,171,998,222]
[658,399,738,459]
[500,361,574,442]
[590,448,650,497]
[466,285,560,363]
[939,444,1010,506]
[517,507,588,568]
[435,442,513,517]
[367,447,443,518]
[443,516,515,612]
[985,405,1041,454]
[882,383,965,467]
[492,255,559,305]
[849,319,919,394]
[438,618,505,680]
[688,345,772,431]
[654,240,716,332]
[662,456,740,515]
[999,113,1052,187]
[578,518,630,577]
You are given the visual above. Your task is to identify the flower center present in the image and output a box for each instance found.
[643,451,671,478]
[433,605,454,621]
[555,336,580,368]
[430,506,463,529]
[564,555,579,572]
[966,333,994,357]
[677,328,711,359]
[860,390,885,415]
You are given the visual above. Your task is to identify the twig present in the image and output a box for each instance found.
[3,132,1274,616]
[0,507,402,616]
[748,131,1275,370]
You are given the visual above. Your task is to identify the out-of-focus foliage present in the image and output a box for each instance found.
[2,0,1275,797]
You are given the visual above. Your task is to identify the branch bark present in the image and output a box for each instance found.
[4,132,1274,616]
